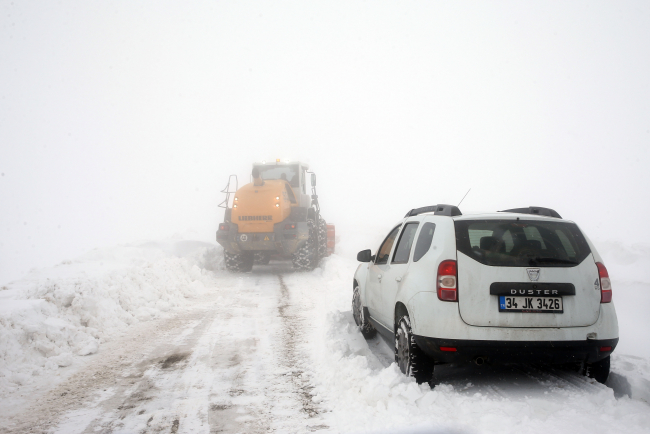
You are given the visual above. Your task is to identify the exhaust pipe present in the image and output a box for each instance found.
[474,356,486,366]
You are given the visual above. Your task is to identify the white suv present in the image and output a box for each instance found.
[352,205,618,384]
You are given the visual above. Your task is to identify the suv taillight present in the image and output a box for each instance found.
[437,260,458,302]
[596,262,612,303]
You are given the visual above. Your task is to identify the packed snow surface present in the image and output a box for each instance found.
[0,237,648,433]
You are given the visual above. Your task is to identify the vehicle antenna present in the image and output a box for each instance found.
[457,188,471,207]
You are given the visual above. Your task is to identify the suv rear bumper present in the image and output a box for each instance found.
[414,335,618,365]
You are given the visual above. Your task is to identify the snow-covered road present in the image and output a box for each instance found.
[1,262,331,433]
[1,240,649,434]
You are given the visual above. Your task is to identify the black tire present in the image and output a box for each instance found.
[317,217,328,259]
[584,356,610,384]
[253,251,271,265]
[395,315,434,384]
[292,219,318,271]
[352,286,376,338]
[224,250,253,272]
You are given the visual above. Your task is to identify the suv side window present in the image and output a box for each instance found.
[413,222,436,262]
[392,222,419,264]
[375,225,401,265]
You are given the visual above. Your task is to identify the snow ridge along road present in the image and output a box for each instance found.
[1,240,649,434]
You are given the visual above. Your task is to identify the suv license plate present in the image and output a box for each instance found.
[499,296,563,313]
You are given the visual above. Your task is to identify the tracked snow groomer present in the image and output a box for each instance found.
[216,160,335,272]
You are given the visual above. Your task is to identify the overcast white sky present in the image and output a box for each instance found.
[1,1,649,284]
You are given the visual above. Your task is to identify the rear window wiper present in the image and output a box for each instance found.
[529,257,578,265]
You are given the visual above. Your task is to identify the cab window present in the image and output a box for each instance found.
[257,164,300,188]
[392,222,419,264]
[375,225,401,265]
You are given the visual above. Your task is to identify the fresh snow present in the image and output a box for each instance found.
[0,237,648,433]
[0,239,216,408]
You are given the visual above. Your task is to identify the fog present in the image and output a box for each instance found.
[1,1,649,284]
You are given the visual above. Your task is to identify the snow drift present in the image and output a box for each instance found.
[0,239,221,397]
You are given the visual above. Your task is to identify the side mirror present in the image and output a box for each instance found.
[357,249,372,262]
[311,173,317,187]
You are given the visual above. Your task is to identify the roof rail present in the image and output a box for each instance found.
[405,204,462,218]
[499,206,562,219]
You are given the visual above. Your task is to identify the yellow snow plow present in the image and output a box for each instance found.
[216,161,334,271]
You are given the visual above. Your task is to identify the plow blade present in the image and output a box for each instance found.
[326,224,336,256]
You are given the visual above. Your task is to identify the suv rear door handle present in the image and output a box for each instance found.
[395,276,402,282]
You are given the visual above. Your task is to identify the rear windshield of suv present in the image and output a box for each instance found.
[455,219,591,267]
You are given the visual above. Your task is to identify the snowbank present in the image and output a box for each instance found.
[316,309,650,434]
[0,239,222,398]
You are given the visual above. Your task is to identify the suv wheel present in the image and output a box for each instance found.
[352,287,376,338]
[224,250,254,272]
[584,355,610,384]
[317,217,328,258]
[395,315,434,384]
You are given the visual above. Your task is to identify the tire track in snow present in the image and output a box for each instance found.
[199,271,277,434]
[527,364,606,394]
[514,364,601,394]
[276,274,327,430]
[485,384,509,400]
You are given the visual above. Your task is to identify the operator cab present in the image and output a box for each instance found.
[253,161,311,207]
